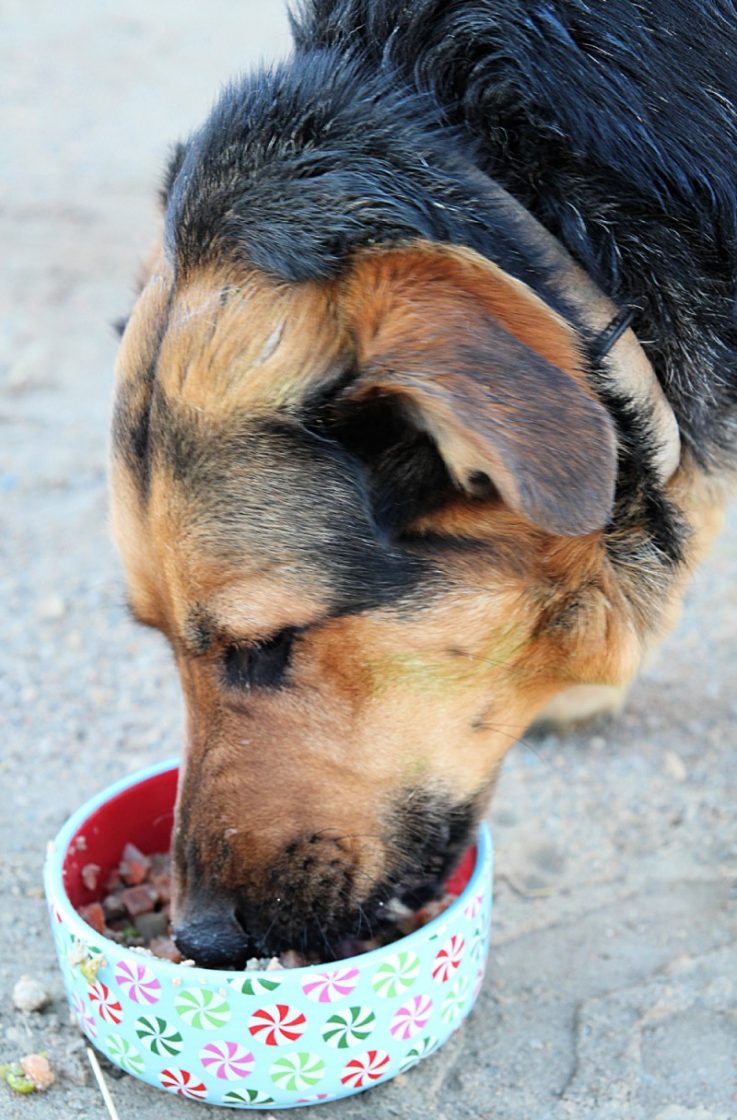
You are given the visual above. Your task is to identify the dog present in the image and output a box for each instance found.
[110,0,736,967]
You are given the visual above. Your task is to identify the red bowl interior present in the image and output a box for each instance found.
[62,764,478,911]
[62,767,178,909]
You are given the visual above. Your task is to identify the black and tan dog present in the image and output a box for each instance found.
[111,1,737,966]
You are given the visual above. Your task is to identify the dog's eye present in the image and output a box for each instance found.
[222,629,296,690]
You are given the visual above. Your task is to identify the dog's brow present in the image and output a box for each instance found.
[183,606,218,656]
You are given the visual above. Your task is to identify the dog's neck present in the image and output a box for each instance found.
[464,167,681,486]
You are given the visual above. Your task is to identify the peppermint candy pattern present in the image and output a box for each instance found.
[174,988,231,1030]
[135,1014,183,1057]
[341,1048,391,1088]
[71,992,96,1038]
[231,974,282,997]
[160,1068,207,1099]
[199,1040,255,1080]
[470,924,487,964]
[249,1003,307,1046]
[105,1034,145,1075]
[270,1052,326,1092]
[390,994,434,1041]
[49,808,492,1107]
[302,967,359,1004]
[441,975,472,1024]
[463,891,485,921]
[321,1006,376,1049]
[114,958,161,1005]
[224,1088,275,1106]
[432,934,466,983]
[371,950,420,998]
[399,1034,440,1072]
[473,965,486,1000]
[88,981,122,1025]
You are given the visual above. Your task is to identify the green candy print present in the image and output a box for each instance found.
[441,975,471,1023]
[470,925,487,963]
[174,987,231,1030]
[270,1052,326,1092]
[230,975,282,997]
[224,1089,275,1105]
[135,1014,184,1056]
[399,1034,440,1073]
[321,1006,376,1049]
[371,950,420,998]
[105,1035,145,1075]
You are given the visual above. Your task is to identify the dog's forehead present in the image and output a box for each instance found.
[111,266,427,636]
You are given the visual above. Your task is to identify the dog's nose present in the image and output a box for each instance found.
[173,910,254,969]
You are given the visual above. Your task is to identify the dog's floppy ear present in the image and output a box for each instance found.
[337,241,618,537]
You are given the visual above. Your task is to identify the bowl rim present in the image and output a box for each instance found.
[44,756,493,982]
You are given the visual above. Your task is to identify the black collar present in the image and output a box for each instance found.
[591,307,635,359]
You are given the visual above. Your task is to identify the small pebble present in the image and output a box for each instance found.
[37,593,66,621]
[663,750,688,782]
[12,975,51,1013]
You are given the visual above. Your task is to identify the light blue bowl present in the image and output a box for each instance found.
[44,759,493,1108]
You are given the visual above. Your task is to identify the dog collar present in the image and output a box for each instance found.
[591,308,635,360]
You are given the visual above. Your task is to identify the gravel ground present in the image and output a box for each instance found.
[1,3,736,1118]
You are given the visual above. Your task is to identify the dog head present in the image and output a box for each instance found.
[111,236,652,966]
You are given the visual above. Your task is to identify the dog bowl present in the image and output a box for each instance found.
[44,759,493,1108]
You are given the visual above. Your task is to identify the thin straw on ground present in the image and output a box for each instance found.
[86,1047,121,1120]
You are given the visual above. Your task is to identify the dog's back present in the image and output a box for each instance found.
[293,0,737,468]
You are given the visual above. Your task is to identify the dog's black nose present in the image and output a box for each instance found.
[173,910,254,969]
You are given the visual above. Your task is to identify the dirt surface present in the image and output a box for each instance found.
[1,3,736,1117]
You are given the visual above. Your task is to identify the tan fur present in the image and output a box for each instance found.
[156,265,348,416]
[345,241,586,383]
[110,237,726,944]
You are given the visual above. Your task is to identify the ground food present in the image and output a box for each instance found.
[0,1054,55,1094]
[77,843,456,967]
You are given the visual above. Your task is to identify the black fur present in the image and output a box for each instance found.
[290,0,737,469]
[153,0,737,622]
[164,0,737,476]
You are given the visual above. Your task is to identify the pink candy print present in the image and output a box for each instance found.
[341,1049,391,1088]
[114,958,161,1005]
[160,1068,207,1099]
[302,967,359,1003]
[199,1041,255,1080]
[463,891,484,920]
[473,966,486,1000]
[72,992,97,1038]
[249,1004,307,1046]
[390,994,434,1041]
[432,933,465,983]
[88,981,123,1024]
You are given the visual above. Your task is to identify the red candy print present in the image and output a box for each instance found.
[341,1049,391,1088]
[249,1003,307,1046]
[160,1068,207,1099]
[88,981,123,1025]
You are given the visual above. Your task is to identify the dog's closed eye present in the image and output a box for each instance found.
[222,628,297,691]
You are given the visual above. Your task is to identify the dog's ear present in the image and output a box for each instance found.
[335,241,617,537]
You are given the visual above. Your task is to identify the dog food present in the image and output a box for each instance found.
[77,843,455,967]
[0,1054,55,1094]
[78,844,182,961]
